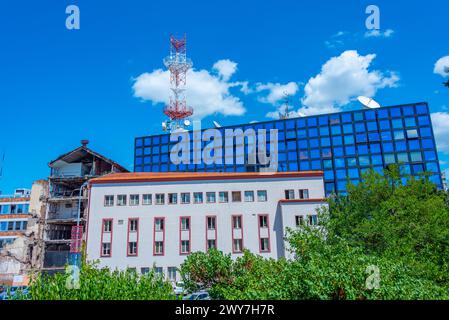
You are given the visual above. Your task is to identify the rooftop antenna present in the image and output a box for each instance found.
[279,91,294,119]
[162,34,194,133]
[357,96,381,109]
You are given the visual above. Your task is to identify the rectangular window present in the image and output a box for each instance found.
[257,190,267,202]
[168,193,177,204]
[102,243,111,257]
[232,191,242,202]
[155,194,165,205]
[142,194,152,205]
[218,191,229,203]
[285,189,295,200]
[308,215,318,226]
[233,239,243,253]
[299,189,309,199]
[130,194,139,206]
[259,215,268,228]
[117,195,127,206]
[168,267,177,281]
[207,239,216,250]
[206,192,216,203]
[232,216,242,229]
[8,221,14,231]
[260,238,270,252]
[154,241,164,255]
[104,195,114,207]
[244,191,254,202]
[295,215,304,226]
[129,219,138,232]
[193,192,203,204]
[207,216,216,230]
[181,193,190,204]
[103,220,112,232]
[181,217,190,231]
[141,267,150,275]
[154,218,164,231]
[154,267,163,277]
[128,242,137,256]
[180,240,190,254]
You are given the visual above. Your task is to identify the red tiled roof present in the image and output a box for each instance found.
[90,171,323,184]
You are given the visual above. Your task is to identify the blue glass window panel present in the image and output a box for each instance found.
[367,122,378,131]
[265,123,274,130]
[236,166,246,172]
[161,145,169,153]
[347,157,357,167]
[331,125,342,135]
[319,116,329,126]
[323,160,333,169]
[430,175,442,185]
[371,155,382,165]
[152,165,160,172]
[395,141,407,152]
[343,124,353,134]
[332,136,343,146]
[373,166,383,175]
[365,110,376,120]
[296,118,306,128]
[161,135,169,144]
[421,139,434,149]
[310,149,320,159]
[308,128,318,137]
[400,164,411,175]
[161,154,169,162]
[368,133,380,142]
[404,117,416,127]
[342,113,352,123]
[286,131,296,139]
[136,139,143,147]
[330,114,341,124]
[348,168,359,179]
[381,131,392,141]
[275,121,285,130]
[394,130,405,140]
[420,128,432,137]
[392,119,403,129]
[299,151,309,160]
[310,139,319,148]
[378,109,389,119]
[409,140,420,150]
[426,162,439,173]
[336,169,346,179]
[380,120,391,130]
[370,143,381,153]
[152,155,160,162]
[135,166,143,172]
[311,160,322,170]
[300,161,310,170]
[397,153,409,163]
[424,151,436,161]
[278,153,286,161]
[390,108,402,117]
[335,158,345,168]
[412,164,424,174]
[333,147,344,157]
[344,135,355,145]
[382,142,394,152]
[307,118,317,127]
[345,146,356,155]
[287,140,297,150]
[135,148,143,156]
[286,120,295,129]
[0,222,7,230]
[406,129,419,139]
[297,129,307,138]
[144,137,151,146]
[410,152,422,162]
[143,165,151,171]
[356,134,367,143]
[325,183,335,192]
[160,164,168,172]
[384,154,396,164]
[320,127,330,136]
[289,151,299,161]
[144,157,151,164]
[153,136,160,144]
[354,112,364,121]
[337,181,347,192]
[152,146,160,153]
[144,147,151,155]
[321,137,331,147]
[2,205,10,214]
[298,139,308,149]
[418,116,430,126]
[135,157,143,165]
[402,106,414,116]
[416,104,428,114]
[355,123,366,133]
[322,148,332,158]
[358,144,369,155]
[289,162,299,171]
[278,142,286,151]
[278,131,285,141]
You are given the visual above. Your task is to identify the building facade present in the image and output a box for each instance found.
[85,171,326,282]
[134,102,442,196]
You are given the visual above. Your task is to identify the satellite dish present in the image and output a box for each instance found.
[357,96,381,109]
[213,121,222,128]
[184,119,191,127]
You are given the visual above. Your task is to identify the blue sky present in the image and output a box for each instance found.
[0,0,448,194]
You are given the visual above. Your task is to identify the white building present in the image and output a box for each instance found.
[85,171,326,282]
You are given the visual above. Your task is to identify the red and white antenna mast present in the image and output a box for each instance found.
[162,34,193,132]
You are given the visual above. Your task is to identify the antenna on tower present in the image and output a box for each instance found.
[279,91,294,119]
[162,34,194,133]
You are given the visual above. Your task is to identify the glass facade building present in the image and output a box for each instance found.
[134,102,442,196]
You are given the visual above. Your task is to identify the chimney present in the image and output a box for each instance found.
[81,140,89,147]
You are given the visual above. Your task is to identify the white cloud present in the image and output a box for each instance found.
[255,82,300,105]
[133,60,247,119]
[431,112,449,154]
[325,31,348,48]
[433,56,449,78]
[364,29,394,38]
[300,50,399,116]
[213,59,238,81]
